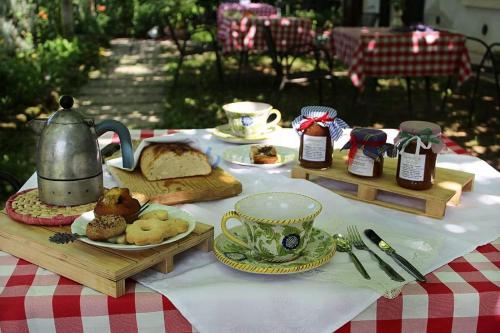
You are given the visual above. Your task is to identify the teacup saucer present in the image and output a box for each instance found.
[212,124,282,144]
[214,226,336,274]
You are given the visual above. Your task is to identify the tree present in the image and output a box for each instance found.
[60,0,73,37]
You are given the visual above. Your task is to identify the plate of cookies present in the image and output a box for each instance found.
[71,203,196,251]
[222,144,298,169]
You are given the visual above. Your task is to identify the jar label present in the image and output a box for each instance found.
[348,150,374,176]
[303,135,327,161]
[399,152,426,181]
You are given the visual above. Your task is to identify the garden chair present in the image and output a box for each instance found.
[0,171,21,195]
[165,14,223,89]
[452,37,499,125]
[262,20,334,103]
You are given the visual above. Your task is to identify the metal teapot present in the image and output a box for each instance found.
[30,96,134,206]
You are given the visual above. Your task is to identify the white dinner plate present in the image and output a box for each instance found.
[71,203,196,251]
[212,124,282,144]
[222,144,298,169]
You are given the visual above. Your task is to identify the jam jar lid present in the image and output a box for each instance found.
[292,105,349,141]
[342,128,393,160]
[350,128,387,143]
[399,120,441,135]
[396,120,444,154]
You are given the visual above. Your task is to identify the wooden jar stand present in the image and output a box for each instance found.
[0,212,214,297]
[291,152,475,219]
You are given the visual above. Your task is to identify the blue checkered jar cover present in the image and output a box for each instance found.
[341,128,394,177]
[292,106,349,169]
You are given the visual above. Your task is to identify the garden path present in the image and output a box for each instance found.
[75,38,171,128]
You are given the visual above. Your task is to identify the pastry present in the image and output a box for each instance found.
[126,218,189,245]
[108,233,127,244]
[94,187,141,223]
[126,218,171,245]
[163,218,189,238]
[139,143,212,181]
[250,145,278,164]
[86,215,127,241]
[139,210,169,221]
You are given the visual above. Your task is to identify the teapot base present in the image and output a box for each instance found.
[38,173,103,206]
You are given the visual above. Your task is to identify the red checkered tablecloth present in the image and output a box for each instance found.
[218,15,315,54]
[330,27,473,89]
[1,129,498,333]
[217,2,276,48]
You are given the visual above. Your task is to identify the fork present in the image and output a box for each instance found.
[347,226,405,282]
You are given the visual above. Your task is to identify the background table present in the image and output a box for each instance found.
[218,15,315,54]
[0,129,498,333]
[330,27,473,89]
[217,2,276,52]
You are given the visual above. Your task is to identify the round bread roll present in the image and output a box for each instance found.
[94,187,141,223]
[86,215,127,241]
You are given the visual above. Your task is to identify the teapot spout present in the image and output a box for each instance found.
[95,120,134,169]
[28,118,48,135]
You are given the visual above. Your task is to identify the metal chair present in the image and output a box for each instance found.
[262,21,334,103]
[0,171,21,205]
[462,37,499,125]
[165,14,224,89]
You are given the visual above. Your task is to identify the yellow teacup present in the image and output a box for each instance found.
[220,192,322,262]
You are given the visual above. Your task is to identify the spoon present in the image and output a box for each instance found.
[333,234,371,280]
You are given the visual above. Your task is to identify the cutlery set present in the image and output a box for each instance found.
[336,227,426,283]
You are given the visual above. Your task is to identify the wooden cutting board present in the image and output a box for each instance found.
[108,166,242,205]
[0,211,214,297]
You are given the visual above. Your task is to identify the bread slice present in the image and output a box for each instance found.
[250,145,278,164]
[140,143,212,181]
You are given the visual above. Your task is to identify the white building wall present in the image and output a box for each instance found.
[424,0,500,44]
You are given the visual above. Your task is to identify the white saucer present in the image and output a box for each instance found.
[71,204,196,251]
[223,145,298,169]
[212,124,282,144]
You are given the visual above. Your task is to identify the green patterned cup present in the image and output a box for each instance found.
[220,192,322,262]
[223,101,281,138]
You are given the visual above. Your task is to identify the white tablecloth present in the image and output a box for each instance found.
[20,128,500,333]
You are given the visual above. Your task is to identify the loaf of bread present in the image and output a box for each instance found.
[140,143,212,181]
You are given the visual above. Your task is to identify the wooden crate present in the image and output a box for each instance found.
[0,212,214,297]
[291,152,474,219]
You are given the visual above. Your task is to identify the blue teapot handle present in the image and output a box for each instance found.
[95,120,134,169]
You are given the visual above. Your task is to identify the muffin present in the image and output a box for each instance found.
[94,187,141,223]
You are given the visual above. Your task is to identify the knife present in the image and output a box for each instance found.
[364,229,427,282]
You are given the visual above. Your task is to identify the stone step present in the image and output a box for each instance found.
[76,94,164,106]
[78,85,165,96]
[78,103,164,116]
[86,76,167,87]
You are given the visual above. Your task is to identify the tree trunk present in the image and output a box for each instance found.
[88,0,95,15]
[61,0,74,37]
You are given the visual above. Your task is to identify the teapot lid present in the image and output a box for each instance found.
[47,96,86,125]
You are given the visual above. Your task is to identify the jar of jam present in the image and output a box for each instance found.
[341,128,393,178]
[395,121,444,190]
[293,106,349,169]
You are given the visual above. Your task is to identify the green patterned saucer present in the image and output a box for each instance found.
[214,226,336,274]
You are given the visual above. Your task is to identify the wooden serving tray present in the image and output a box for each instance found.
[291,152,474,219]
[0,211,214,297]
[106,140,242,205]
[108,166,242,205]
